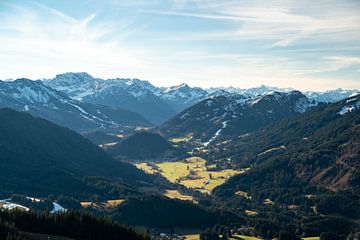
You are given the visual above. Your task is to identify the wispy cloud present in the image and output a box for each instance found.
[0,1,150,79]
[146,1,360,47]
[0,0,359,90]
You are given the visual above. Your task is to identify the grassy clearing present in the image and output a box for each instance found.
[263,198,273,205]
[135,163,158,174]
[257,145,286,156]
[245,210,258,216]
[106,199,125,207]
[287,204,299,210]
[182,234,265,240]
[80,201,92,208]
[80,199,125,209]
[163,189,194,202]
[231,235,262,240]
[235,191,251,200]
[184,234,200,240]
[181,233,318,240]
[135,157,245,194]
[170,134,193,143]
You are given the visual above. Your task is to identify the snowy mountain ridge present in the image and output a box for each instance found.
[158,90,314,144]
[3,72,357,126]
[44,73,358,107]
[0,78,151,132]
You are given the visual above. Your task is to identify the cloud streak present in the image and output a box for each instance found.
[0,0,359,90]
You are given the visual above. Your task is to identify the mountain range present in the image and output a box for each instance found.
[44,73,177,124]
[208,95,360,218]
[1,72,358,128]
[158,91,316,143]
[1,72,360,238]
[0,78,151,132]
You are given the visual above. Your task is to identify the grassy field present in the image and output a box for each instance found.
[169,134,193,143]
[244,210,258,216]
[184,234,200,240]
[135,162,158,174]
[263,198,273,205]
[231,235,262,240]
[80,199,125,209]
[235,190,251,200]
[163,189,194,202]
[182,234,318,240]
[135,157,245,193]
[183,234,262,240]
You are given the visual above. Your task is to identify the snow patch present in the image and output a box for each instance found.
[294,98,310,113]
[51,202,66,213]
[2,203,29,211]
[12,86,50,103]
[26,197,41,202]
[206,100,213,107]
[0,198,29,212]
[337,101,360,115]
[346,98,357,103]
[203,120,229,146]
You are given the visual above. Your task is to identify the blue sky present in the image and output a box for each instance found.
[0,0,359,90]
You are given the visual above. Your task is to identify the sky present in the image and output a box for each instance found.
[0,0,359,90]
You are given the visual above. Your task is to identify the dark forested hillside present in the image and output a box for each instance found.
[212,95,360,194]
[210,96,360,229]
[158,91,313,142]
[111,195,241,228]
[0,108,152,197]
[82,131,122,145]
[107,132,184,160]
[0,210,148,240]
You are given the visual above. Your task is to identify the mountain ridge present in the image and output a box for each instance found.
[40,72,358,124]
[0,108,154,197]
[157,90,315,143]
[0,78,151,132]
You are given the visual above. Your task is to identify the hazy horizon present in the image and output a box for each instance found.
[2,71,360,92]
[0,0,359,91]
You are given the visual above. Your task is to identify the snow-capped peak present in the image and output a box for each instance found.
[0,78,65,104]
[337,95,360,115]
[164,83,189,92]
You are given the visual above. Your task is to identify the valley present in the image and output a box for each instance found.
[1,0,360,237]
[135,157,245,194]
[0,73,359,240]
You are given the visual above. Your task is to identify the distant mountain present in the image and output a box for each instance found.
[107,132,184,160]
[44,73,176,124]
[159,83,208,112]
[44,73,358,124]
[208,85,359,103]
[207,85,294,97]
[305,89,360,103]
[158,91,314,143]
[0,108,152,197]
[43,73,216,124]
[0,78,150,132]
[213,94,360,197]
